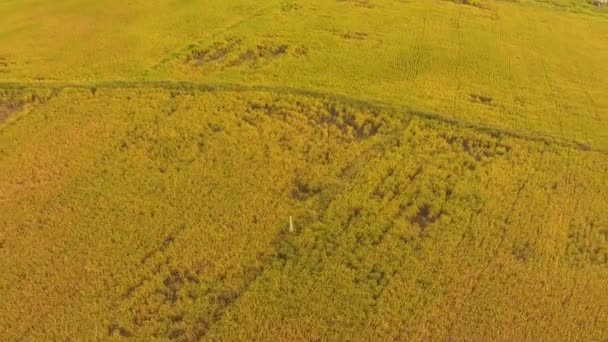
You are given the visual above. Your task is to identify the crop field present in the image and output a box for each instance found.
[1,0,607,341]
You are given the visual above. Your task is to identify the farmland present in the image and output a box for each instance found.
[1,0,607,340]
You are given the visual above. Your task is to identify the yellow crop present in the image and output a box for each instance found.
[1,0,606,340]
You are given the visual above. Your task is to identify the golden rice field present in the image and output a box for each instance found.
[1,0,607,340]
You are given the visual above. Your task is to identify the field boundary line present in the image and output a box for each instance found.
[0,80,604,154]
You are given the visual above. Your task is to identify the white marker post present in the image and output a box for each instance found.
[289,216,294,233]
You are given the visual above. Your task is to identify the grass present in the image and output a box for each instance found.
[0,0,607,340]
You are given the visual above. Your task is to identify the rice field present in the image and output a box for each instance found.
[1,0,607,340]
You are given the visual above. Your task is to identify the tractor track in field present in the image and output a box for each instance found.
[0,80,604,155]
[452,8,463,116]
